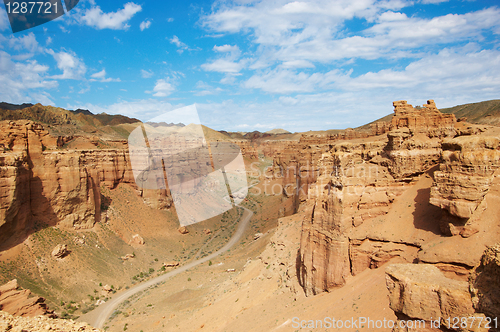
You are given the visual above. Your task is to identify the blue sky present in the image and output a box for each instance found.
[0,0,499,132]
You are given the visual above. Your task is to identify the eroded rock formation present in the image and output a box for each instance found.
[470,243,500,320]
[0,120,171,248]
[386,264,474,323]
[294,100,497,296]
[0,280,55,318]
[430,136,500,234]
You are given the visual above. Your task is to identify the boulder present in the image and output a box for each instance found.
[130,234,144,245]
[469,243,500,320]
[385,264,474,322]
[163,261,179,268]
[51,244,68,259]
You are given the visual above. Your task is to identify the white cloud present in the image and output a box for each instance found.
[0,7,9,31]
[78,2,142,30]
[219,73,241,85]
[201,58,248,73]
[243,68,344,93]
[91,69,106,79]
[169,35,188,54]
[78,85,90,94]
[141,69,154,78]
[420,0,449,4]
[140,19,152,31]
[46,36,53,46]
[0,50,58,104]
[89,68,120,82]
[201,1,500,67]
[194,81,223,96]
[280,60,315,69]
[241,47,500,103]
[8,33,43,54]
[149,79,175,97]
[213,44,240,54]
[47,49,87,80]
[202,44,247,74]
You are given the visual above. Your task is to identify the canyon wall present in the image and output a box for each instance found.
[430,136,500,235]
[0,120,169,248]
[291,100,499,297]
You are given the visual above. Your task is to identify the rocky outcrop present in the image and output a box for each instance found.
[295,100,474,296]
[386,264,475,330]
[391,100,456,138]
[130,234,145,245]
[0,310,102,331]
[51,244,69,259]
[0,280,55,318]
[430,136,500,234]
[469,243,500,320]
[386,100,457,179]
[298,202,350,296]
[386,245,500,332]
[0,120,172,248]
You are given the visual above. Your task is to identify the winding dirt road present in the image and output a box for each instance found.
[80,207,253,329]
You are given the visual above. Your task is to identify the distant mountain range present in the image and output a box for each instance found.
[0,102,141,139]
[1,100,499,139]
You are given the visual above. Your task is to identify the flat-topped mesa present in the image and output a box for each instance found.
[391,99,456,138]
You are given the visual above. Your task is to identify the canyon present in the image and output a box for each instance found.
[0,100,499,331]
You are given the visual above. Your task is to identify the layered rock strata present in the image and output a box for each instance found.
[0,280,55,318]
[386,244,500,332]
[430,136,500,234]
[0,120,168,247]
[294,100,489,296]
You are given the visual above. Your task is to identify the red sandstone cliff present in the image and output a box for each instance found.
[0,120,168,249]
[293,100,500,297]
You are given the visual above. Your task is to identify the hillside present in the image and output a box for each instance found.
[356,99,500,130]
[440,99,500,126]
[0,103,140,139]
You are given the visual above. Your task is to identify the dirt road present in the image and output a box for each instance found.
[79,207,253,329]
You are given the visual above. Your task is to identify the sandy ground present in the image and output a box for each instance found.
[100,211,399,332]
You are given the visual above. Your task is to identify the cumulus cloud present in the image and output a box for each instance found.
[201,1,500,66]
[8,33,44,55]
[149,79,175,97]
[202,44,247,74]
[201,58,248,73]
[213,44,240,54]
[140,19,152,31]
[47,49,87,80]
[0,50,57,104]
[78,2,142,30]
